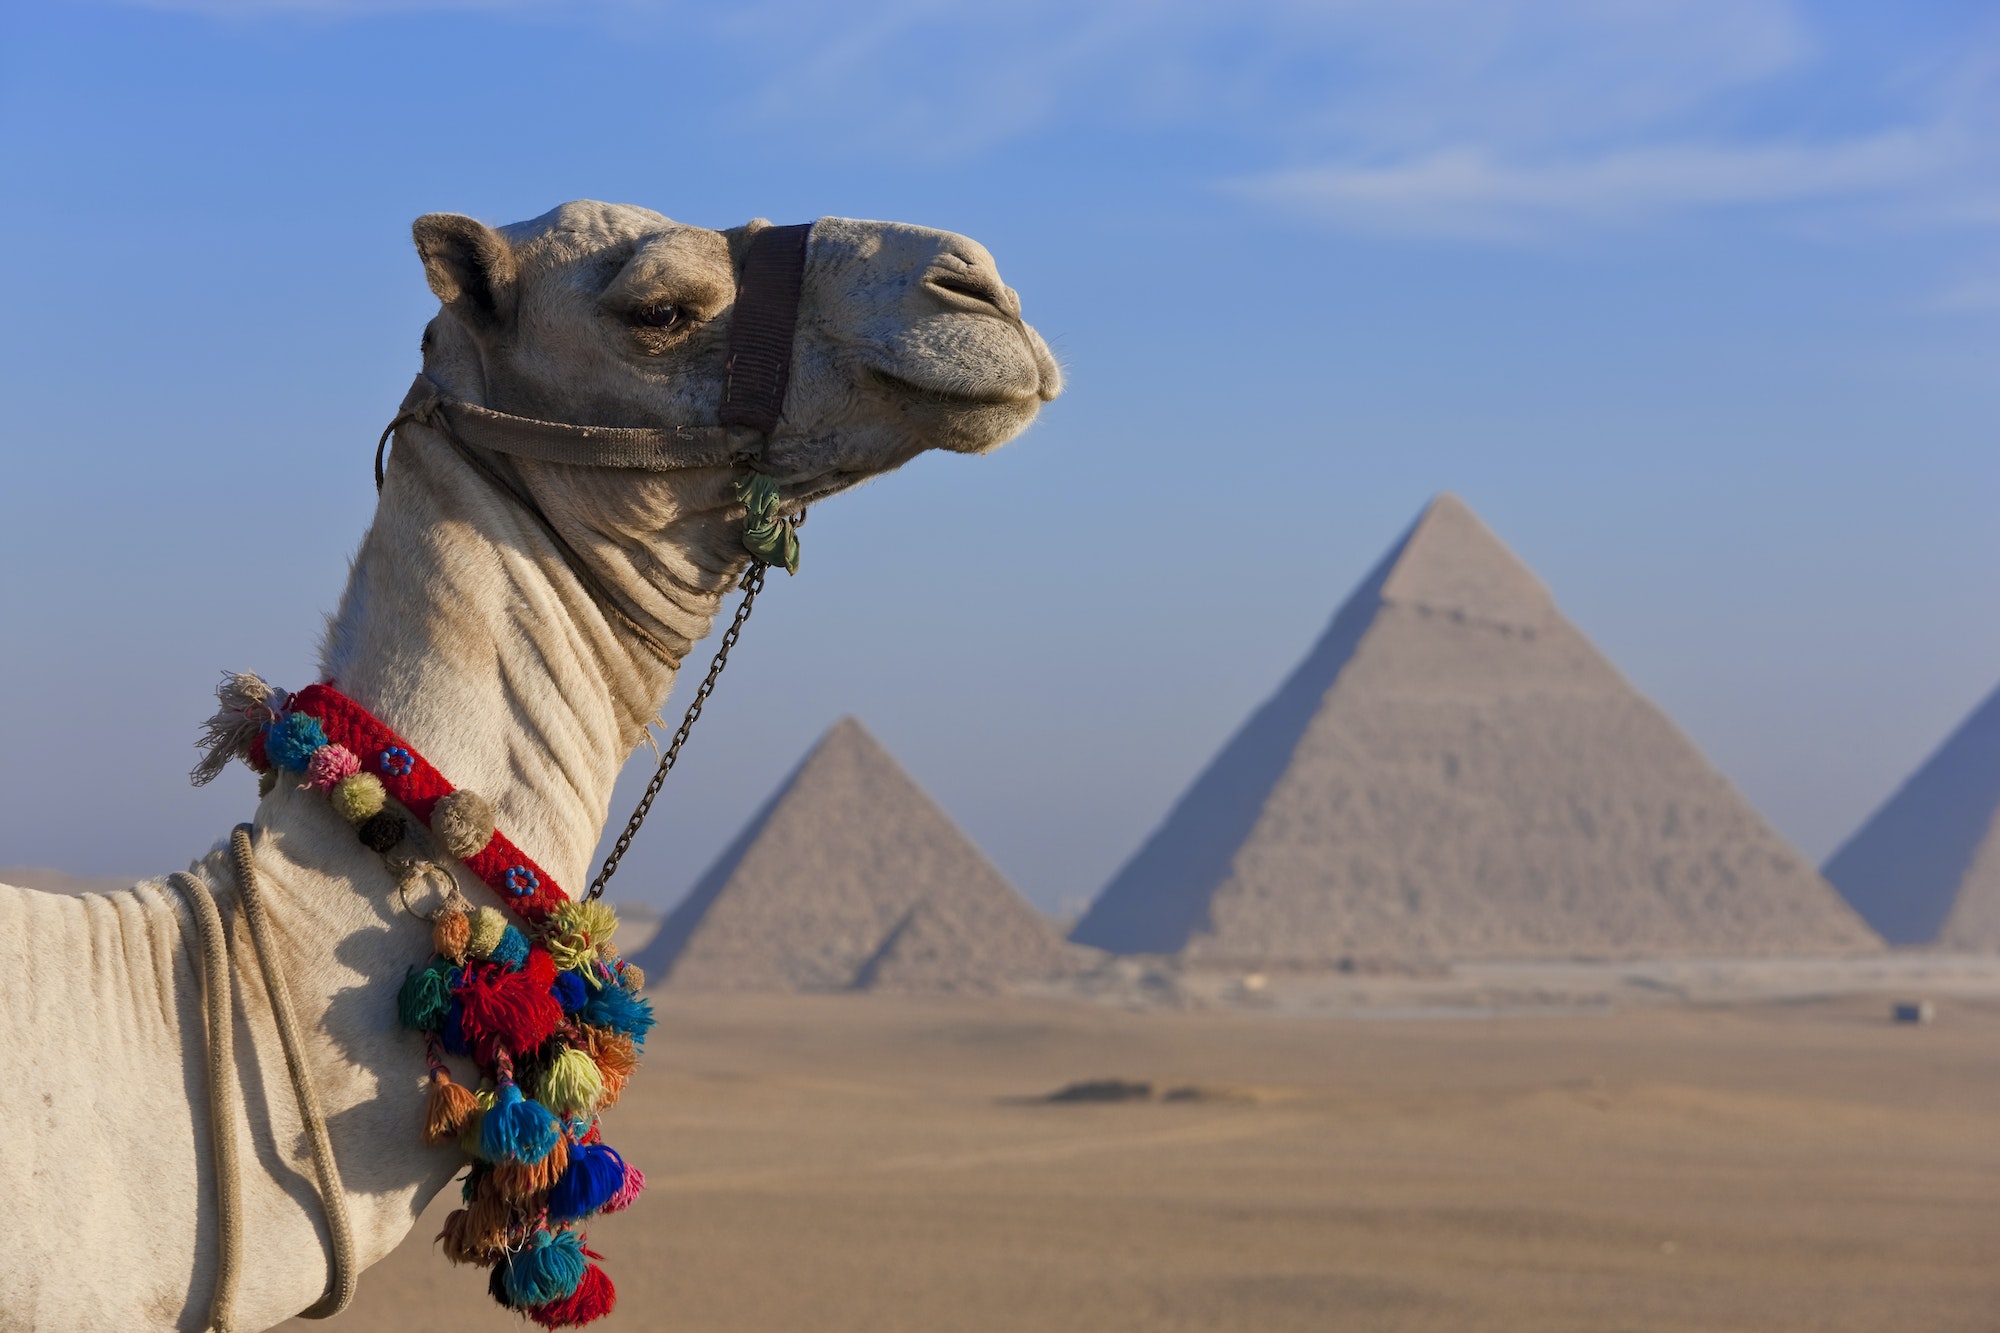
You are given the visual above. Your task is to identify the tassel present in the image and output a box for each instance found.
[467,906,509,959]
[578,982,655,1046]
[489,925,531,969]
[423,1069,479,1147]
[465,1175,513,1252]
[547,1143,625,1221]
[397,960,456,1032]
[480,1078,562,1166]
[500,1229,588,1308]
[433,909,472,963]
[551,971,589,1014]
[191,671,282,786]
[457,948,562,1057]
[585,1029,637,1109]
[601,1162,645,1214]
[492,1134,569,1200]
[438,1208,504,1266]
[264,712,329,771]
[528,1263,617,1328]
[544,901,620,973]
[539,1046,604,1116]
[618,962,645,993]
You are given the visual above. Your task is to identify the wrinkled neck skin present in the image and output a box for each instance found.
[323,419,747,890]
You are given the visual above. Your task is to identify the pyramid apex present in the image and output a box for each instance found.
[1379,492,1555,630]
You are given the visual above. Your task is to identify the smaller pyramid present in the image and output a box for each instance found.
[1824,682,2000,949]
[633,718,1079,992]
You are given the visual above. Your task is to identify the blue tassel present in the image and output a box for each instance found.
[489,925,530,970]
[480,1080,561,1165]
[547,1143,625,1221]
[441,1000,471,1056]
[499,1228,587,1308]
[580,982,656,1046]
[264,713,328,771]
[551,970,589,1013]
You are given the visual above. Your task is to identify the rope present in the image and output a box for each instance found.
[166,870,243,1333]
[229,825,358,1320]
[165,830,359,1330]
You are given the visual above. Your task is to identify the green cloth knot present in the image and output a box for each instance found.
[735,472,800,574]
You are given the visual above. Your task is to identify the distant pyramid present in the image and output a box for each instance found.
[1071,495,1878,963]
[1824,683,2000,949]
[632,717,1080,992]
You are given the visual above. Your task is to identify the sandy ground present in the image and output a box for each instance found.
[289,965,2000,1333]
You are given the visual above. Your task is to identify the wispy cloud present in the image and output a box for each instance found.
[1236,131,1970,241]
[109,0,1998,242]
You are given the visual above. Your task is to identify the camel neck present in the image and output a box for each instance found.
[318,421,742,889]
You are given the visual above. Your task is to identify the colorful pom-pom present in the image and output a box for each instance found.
[527,1262,617,1328]
[489,925,531,970]
[544,901,620,974]
[264,712,328,771]
[585,1029,638,1109]
[467,906,508,959]
[442,1000,472,1057]
[547,1143,625,1221]
[303,743,360,793]
[457,949,562,1058]
[601,1161,645,1214]
[433,788,497,860]
[329,771,386,823]
[423,1068,479,1146]
[433,909,472,963]
[246,728,271,774]
[397,960,456,1032]
[492,1134,569,1199]
[501,1228,588,1308]
[538,1046,604,1117]
[358,810,405,852]
[618,963,645,993]
[480,1080,562,1166]
[551,971,588,1014]
[579,982,655,1046]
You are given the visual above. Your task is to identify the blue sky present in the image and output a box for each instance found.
[2,0,1995,913]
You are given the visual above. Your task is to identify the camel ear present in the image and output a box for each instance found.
[412,214,517,327]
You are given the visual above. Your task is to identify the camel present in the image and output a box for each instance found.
[0,201,1060,1331]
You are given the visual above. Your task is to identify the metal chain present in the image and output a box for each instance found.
[587,558,770,899]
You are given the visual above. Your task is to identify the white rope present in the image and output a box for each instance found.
[168,826,359,1330]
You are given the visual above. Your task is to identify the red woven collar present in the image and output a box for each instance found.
[289,683,568,923]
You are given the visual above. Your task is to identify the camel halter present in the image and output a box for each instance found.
[373,221,814,900]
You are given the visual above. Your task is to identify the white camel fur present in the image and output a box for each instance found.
[0,202,1060,1331]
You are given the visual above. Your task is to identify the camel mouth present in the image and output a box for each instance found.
[864,365,1043,408]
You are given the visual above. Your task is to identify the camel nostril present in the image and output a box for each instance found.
[927,270,1016,318]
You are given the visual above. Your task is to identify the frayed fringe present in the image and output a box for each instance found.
[528,1263,617,1328]
[191,671,282,786]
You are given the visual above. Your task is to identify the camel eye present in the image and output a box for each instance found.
[631,302,683,330]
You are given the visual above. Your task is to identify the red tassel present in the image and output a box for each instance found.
[528,1263,617,1328]
[457,947,561,1057]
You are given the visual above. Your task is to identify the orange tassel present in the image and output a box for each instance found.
[587,1028,638,1108]
[437,1208,503,1266]
[432,909,472,963]
[491,1133,569,1200]
[423,1071,479,1147]
[465,1185,513,1255]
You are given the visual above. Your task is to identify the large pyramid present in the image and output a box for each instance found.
[1071,495,1879,963]
[632,717,1080,992]
[1823,682,2000,949]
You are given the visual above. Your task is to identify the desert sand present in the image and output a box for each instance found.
[290,961,2000,1333]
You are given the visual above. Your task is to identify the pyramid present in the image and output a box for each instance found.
[632,717,1080,992]
[1823,682,2000,949]
[1071,495,1879,963]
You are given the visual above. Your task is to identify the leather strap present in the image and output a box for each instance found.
[720,222,813,436]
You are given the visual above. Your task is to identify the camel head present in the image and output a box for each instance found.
[410,201,1062,524]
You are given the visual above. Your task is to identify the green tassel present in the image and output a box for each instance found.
[735,472,799,573]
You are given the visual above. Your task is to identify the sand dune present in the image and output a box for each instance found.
[291,974,2000,1333]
